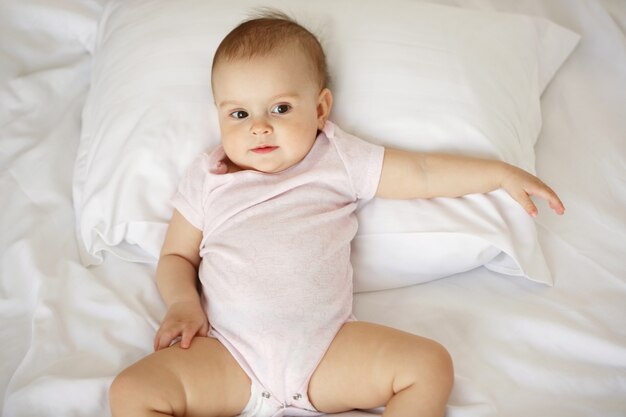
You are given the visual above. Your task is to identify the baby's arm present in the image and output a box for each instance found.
[153,210,208,351]
[376,148,565,216]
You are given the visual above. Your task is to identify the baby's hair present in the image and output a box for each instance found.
[212,9,329,90]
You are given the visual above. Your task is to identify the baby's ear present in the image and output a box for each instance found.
[316,88,333,129]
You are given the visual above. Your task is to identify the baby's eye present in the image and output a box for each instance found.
[271,104,291,114]
[230,110,249,120]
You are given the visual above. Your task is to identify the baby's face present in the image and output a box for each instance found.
[212,47,331,173]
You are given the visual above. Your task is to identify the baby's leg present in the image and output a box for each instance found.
[308,321,453,417]
[109,337,251,417]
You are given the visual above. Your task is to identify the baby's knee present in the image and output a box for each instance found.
[109,368,152,415]
[109,365,181,417]
[401,338,454,395]
[109,370,135,415]
[430,341,454,389]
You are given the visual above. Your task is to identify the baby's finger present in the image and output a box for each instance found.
[156,332,172,351]
[180,327,195,349]
[549,198,566,215]
[155,333,167,351]
[545,189,565,215]
[154,329,167,351]
[511,189,538,217]
[155,328,180,351]
[527,183,565,215]
[200,321,210,337]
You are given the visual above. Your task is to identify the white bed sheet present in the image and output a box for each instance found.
[1,0,625,416]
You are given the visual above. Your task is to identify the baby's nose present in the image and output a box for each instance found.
[250,119,273,135]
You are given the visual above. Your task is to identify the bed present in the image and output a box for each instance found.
[1,0,625,416]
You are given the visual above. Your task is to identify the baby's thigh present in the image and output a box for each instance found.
[308,321,453,413]
[109,337,251,417]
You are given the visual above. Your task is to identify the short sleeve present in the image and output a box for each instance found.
[324,122,385,201]
[170,153,209,230]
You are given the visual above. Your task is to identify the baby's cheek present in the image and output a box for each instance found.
[221,138,244,163]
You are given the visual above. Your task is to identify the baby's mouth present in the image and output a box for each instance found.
[251,146,278,154]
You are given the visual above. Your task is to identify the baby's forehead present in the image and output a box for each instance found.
[212,45,323,88]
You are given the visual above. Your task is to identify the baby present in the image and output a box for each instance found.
[109,11,565,417]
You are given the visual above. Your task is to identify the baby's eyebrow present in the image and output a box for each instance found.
[218,100,242,109]
[218,92,301,109]
[270,92,300,101]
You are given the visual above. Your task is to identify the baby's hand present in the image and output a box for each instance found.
[500,165,565,217]
[154,300,209,351]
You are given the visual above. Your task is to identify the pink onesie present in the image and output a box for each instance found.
[172,121,384,416]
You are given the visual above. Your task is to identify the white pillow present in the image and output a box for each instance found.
[73,0,579,290]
